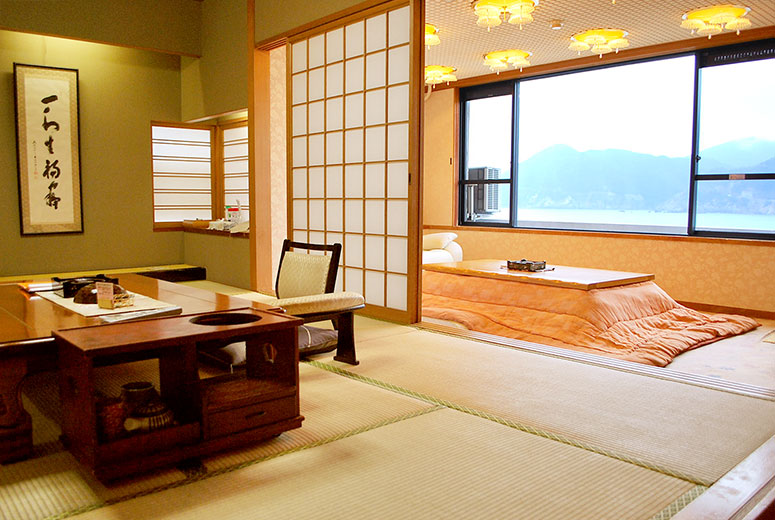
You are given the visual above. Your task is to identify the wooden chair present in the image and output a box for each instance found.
[273,239,364,365]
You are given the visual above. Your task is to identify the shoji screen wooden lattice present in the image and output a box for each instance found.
[220,122,250,222]
[288,2,418,322]
[151,123,214,224]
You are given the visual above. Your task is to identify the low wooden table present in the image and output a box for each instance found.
[0,273,278,463]
[56,308,302,480]
[423,259,654,290]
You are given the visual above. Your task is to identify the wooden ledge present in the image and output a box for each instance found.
[0,264,204,284]
[672,436,775,520]
[182,220,248,238]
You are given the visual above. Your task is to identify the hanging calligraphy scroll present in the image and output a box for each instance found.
[14,64,83,234]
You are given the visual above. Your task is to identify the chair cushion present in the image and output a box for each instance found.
[231,290,364,317]
[275,291,365,316]
[200,326,339,368]
[276,251,332,298]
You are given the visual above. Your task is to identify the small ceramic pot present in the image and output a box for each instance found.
[120,381,157,414]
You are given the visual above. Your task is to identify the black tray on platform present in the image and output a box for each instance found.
[52,274,119,298]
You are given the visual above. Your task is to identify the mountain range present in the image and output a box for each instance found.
[509,138,775,215]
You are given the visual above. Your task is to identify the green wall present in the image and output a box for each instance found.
[182,0,248,121]
[0,1,283,281]
[0,30,184,276]
[254,0,365,44]
[0,0,201,56]
[183,233,251,289]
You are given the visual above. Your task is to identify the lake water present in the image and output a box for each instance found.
[474,208,775,234]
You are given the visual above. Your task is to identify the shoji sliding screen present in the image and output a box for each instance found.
[288,1,420,322]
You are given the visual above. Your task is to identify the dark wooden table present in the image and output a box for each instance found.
[0,273,276,462]
[55,307,302,480]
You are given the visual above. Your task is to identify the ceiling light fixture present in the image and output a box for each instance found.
[425,24,441,48]
[549,19,563,30]
[472,0,539,31]
[483,49,533,73]
[681,4,752,38]
[425,65,458,86]
[569,28,629,57]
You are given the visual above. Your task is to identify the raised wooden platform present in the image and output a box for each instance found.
[423,259,654,290]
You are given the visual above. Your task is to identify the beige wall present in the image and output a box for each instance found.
[269,46,288,281]
[0,30,184,276]
[422,87,775,314]
[0,0,201,56]
[423,88,456,227]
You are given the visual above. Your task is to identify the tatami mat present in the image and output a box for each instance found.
[201,362,436,471]
[73,409,698,520]
[320,328,775,485]
[5,362,435,520]
[5,313,774,519]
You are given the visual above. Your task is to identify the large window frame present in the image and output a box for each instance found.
[458,81,516,228]
[689,42,775,239]
[458,39,775,240]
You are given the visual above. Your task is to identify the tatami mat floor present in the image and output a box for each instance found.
[4,280,766,519]
[11,318,729,520]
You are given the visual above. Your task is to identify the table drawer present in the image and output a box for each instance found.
[206,397,297,438]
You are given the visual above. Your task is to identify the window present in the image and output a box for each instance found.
[459,83,513,224]
[220,122,250,222]
[151,118,248,228]
[459,40,775,239]
[517,57,695,234]
[693,45,775,236]
[151,123,213,224]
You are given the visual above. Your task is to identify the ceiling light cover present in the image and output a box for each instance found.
[425,24,441,48]
[484,49,533,73]
[569,28,629,57]
[472,0,539,31]
[681,4,752,38]
[425,65,458,85]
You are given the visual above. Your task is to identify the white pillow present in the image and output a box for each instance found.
[422,249,455,264]
[423,232,457,250]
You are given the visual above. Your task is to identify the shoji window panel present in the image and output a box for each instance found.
[221,123,250,221]
[151,124,213,223]
[289,3,414,318]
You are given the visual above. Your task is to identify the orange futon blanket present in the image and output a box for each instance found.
[422,270,758,366]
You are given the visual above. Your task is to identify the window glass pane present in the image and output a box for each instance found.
[516,56,695,233]
[462,182,510,224]
[697,58,775,175]
[464,95,511,180]
[462,94,512,224]
[695,179,775,234]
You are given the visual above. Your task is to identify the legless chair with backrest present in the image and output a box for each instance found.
[274,239,364,365]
